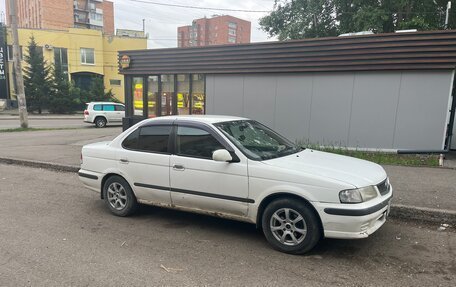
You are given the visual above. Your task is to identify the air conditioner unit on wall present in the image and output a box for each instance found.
[44,44,53,50]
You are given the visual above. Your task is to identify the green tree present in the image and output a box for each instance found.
[48,63,79,114]
[260,0,456,40]
[23,36,52,114]
[260,0,338,40]
[78,77,118,109]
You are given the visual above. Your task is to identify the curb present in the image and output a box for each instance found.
[0,157,79,173]
[0,157,455,225]
[389,204,456,225]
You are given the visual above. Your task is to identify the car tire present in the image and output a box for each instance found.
[262,198,321,254]
[95,117,107,128]
[103,175,139,217]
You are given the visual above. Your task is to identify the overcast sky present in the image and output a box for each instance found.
[0,0,277,49]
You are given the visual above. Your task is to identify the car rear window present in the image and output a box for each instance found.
[93,104,102,111]
[122,125,171,153]
[115,105,125,111]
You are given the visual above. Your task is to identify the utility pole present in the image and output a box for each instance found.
[142,19,145,33]
[9,0,28,128]
[445,1,452,29]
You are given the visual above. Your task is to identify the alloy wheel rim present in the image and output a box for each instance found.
[107,182,127,210]
[270,208,307,246]
[97,119,105,127]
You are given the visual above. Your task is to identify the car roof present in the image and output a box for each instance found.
[143,115,249,125]
[89,102,124,105]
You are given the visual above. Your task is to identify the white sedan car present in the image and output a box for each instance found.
[79,115,392,254]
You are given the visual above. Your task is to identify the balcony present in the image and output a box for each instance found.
[89,17,103,27]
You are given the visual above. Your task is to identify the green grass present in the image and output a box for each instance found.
[0,127,82,133]
[304,145,440,167]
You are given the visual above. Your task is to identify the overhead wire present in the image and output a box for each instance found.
[126,0,272,13]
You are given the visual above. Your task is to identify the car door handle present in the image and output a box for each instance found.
[173,164,185,171]
[119,158,129,164]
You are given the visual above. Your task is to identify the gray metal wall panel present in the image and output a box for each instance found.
[206,71,454,150]
[309,74,354,146]
[274,75,313,141]
[348,72,401,149]
[210,75,244,117]
[393,71,453,150]
[205,75,215,113]
[243,76,277,128]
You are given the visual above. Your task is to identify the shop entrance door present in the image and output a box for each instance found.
[161,75,175,116]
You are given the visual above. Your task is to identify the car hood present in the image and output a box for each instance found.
[262,149,387,188]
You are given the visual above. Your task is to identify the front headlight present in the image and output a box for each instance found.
[339,186,378,203]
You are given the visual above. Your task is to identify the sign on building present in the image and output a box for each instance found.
[0,24,9,99]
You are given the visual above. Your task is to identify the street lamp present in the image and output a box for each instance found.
[445,1,452,29]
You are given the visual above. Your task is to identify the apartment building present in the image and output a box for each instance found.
[5,0,114,34]
[1,26,146,102]
[178,15,251,47]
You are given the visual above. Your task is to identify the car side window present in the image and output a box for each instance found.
[122,125,171,153]
[93,104,102,111]
[115,105,125,111]
[103,105,115,111]
[176,126,225,159]
[122,128,140,149]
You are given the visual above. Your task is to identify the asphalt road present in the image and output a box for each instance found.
[0,117,93,129]
[0,164,454,287]
[0,126,122,166]
[0,115,124,129]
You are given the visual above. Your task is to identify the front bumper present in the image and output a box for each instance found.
[314,191,392,239]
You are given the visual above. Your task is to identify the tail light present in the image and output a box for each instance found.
[84,110,89,116]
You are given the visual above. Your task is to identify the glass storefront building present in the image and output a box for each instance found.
[126,74,205,121]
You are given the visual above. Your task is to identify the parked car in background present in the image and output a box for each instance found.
[83,102,125,128]
[78,116,393,254]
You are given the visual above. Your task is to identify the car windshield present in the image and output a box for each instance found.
[214,120,302,160]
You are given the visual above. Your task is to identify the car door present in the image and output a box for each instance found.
[169,123,249,217]
[102,104,116,122]
[116,124,173,205]
[114,104,125,122]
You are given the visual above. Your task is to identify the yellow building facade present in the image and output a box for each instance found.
[5,27,147,103]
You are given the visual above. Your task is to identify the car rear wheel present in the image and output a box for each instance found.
[262,198,321,254]
[95,117,107,128]
[103,176,138,216]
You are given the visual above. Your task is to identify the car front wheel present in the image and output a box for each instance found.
[262,198,321,254]
[95,117,107,128]
[103,176,138,216]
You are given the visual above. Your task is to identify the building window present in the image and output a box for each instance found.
[228,36,236,43]
[228,22,237,29]
[90,12,103,21]
[133,77,144,116]
[7,45,23,61]
[228,28,236,36]
[80,48,95,64]
[109,79,121,86]
[177,74,190,115]
[192,74,205,114]
[161,75,175,116]
[35,46,44,58]
[54,47,68,73]
[147,76,158,118]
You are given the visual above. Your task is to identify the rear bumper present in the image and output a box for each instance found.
[315,192,392,239]
[78,169,103,194]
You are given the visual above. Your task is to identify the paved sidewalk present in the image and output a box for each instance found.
[0,128,455,224]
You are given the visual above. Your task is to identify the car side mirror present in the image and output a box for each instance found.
[212,149,233,162]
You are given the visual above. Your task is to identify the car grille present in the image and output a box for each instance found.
[377,178,391,195]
